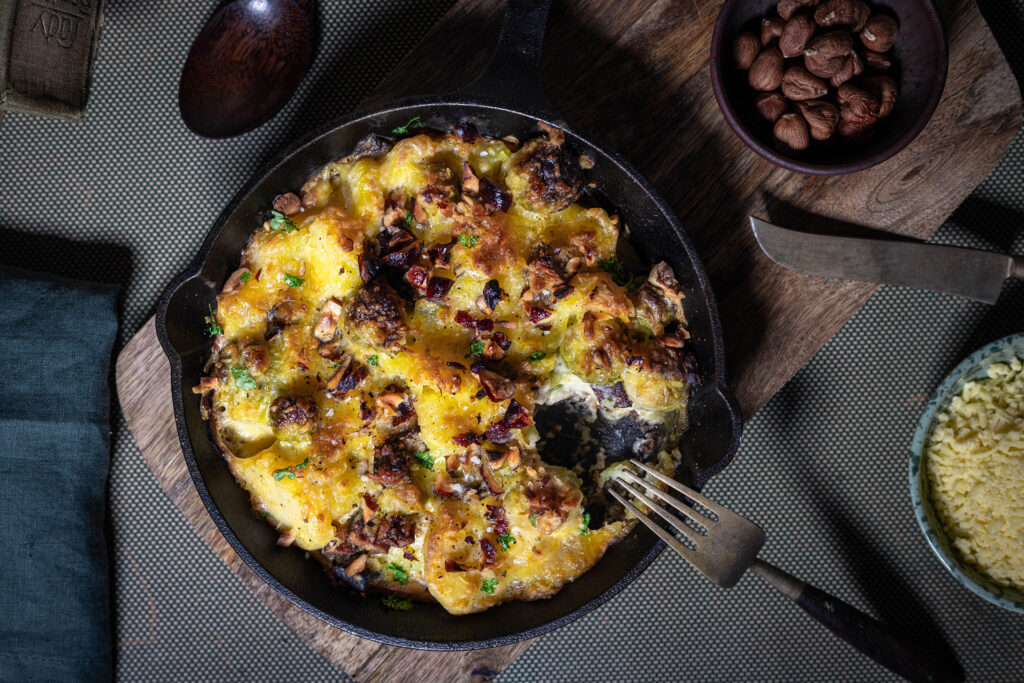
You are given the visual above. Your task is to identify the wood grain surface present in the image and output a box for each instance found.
[117,0,1021,680]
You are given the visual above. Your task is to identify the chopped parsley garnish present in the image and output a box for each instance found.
[381,595,413,610]
[414,451,435,469]
[480,578,498,594]
[529,514,538,526]
[386,562,410,585]
[391,116,422,135]
[283,273,305,287]
[206,304,223,336]
[240,272,251,284]
[272,468,296,481]
[579,511,591,536]
[231,367,257,391]
[260,511,269,519]
[497,533,515,551]
[367,355,379,366]
[402,213,416,230]
[459,233,479,248]
[527,351,545,362]
[466,342,484,358]
[598,255,639,291]
[269,210,298,233]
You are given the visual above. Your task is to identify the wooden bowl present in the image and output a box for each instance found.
[709,0,948,175]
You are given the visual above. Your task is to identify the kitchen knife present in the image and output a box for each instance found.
[750,216,1024,304]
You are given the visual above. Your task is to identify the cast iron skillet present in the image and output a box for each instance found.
[157,0,743,649]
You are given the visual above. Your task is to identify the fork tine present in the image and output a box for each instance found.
[616,469,714,529]
[613,477,705,546]
[628,459,726,517]
[608,488,702,565]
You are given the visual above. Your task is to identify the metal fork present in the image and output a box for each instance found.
[611,460,961,683]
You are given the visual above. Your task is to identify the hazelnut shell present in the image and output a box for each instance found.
[774,113,811,152]
[749,47,785,91]
[780,15,816,58]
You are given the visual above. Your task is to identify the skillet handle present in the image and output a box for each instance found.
[457,0,557,115]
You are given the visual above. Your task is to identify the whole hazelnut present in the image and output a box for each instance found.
[733,32,762,70]
[861,15,899,52]
[829,49,864,87]
[755,92,789,122]
[774,113,811,152]
[838,118,875,141]
[780,15,816,58]
[795,100,840,140]
[837,83,881,125]
[803,31,853,78]
[777,0,820,21]
[862,49,892,72]
[860,74,898,117]
[782,66,828,101]
[749,47,785,91]
[762,17,786,46]
[814,0,870,32]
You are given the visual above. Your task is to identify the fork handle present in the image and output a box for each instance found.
[753,560,963,683]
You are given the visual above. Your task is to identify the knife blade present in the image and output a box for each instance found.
[750,216,1024,304]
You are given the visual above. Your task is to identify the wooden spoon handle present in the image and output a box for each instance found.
[753,559,963,683]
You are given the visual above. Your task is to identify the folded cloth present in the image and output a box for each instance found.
[0,266,118,682]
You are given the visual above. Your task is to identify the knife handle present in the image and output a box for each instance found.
[754,560,963,683]
[1013,255,1024,279]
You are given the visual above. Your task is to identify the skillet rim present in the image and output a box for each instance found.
[156,94,744,649]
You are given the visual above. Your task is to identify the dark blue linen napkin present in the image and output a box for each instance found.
[0,266,118,682]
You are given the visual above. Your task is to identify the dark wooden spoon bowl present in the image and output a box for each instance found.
[179,0,313,138]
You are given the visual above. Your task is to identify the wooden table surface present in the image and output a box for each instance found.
[117,0,1021,680]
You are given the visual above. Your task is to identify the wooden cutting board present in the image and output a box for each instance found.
[117,0,1020,680]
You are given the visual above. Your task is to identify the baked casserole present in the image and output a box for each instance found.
[195,121,697,614]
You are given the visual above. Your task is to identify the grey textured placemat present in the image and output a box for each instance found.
[1,1,1023,681]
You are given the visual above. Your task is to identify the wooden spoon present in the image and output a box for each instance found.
[178,0,313,138]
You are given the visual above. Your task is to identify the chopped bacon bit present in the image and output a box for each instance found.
[479,538,498,566]
[528,306,553,323]
[454,310,477,328]
[359,253,383,282]
[485,399,532,442]
[452,120,480,143]
[369,443,408,486]
[425,276,454,301]
[362,493,378,523]
[273,192,302,216]
[345,554,367,577]
[493,332,511,351]
[479,177,511,213]
[382,243,420,268]
[476,318,494,334]
[428,240,455,266]
[453,432,482,447]
[405,265,429,291]
[485,504,510,535]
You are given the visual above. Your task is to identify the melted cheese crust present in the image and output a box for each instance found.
[201,127,692,614]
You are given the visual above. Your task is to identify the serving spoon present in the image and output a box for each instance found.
[178,0,314,138]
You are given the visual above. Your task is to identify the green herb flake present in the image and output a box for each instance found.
[402,213,416,230]
[231,367,258,391]
[367,355,379,367]
[391,116,423,135]
[480,578,498,594]
[381,595,414,611]
[598,255,636,289]
[386,562,410,585]
[497,533,516,551]
[240,271,251,284]
[269,210,298,233]
[283,273,305,287]
[529,514,538,526]
[206,304,223,337]
[260,511,269,519]
[272,468,296,482]
[414,451,435,469]
[579,511,591,536]
[466,342,485,359]
[527,351,545,362]
[458,233,479,248]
